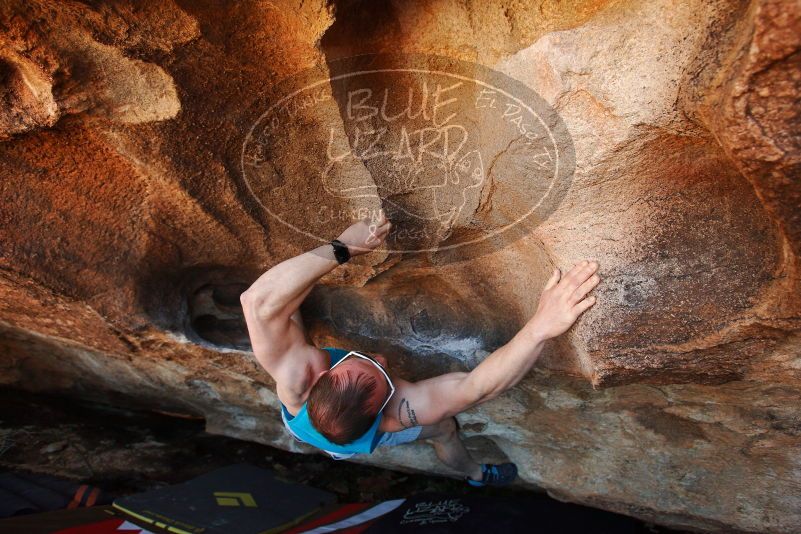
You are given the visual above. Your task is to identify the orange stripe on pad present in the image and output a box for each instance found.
[67,484,87,509]
[85,487,101,507]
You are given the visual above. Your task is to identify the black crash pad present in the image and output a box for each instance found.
[113,463,335,534]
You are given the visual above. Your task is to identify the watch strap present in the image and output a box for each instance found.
[330,239,351,264]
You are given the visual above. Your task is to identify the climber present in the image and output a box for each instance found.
[240,210,600,487]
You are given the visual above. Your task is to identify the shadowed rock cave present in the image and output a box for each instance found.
[0,0,800,532]
[188,282,251,351]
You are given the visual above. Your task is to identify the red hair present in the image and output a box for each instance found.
[307,370,379,445]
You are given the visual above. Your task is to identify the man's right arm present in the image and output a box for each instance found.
[381,260,600,431]
[241,212,392,375]
[240,243,342,373]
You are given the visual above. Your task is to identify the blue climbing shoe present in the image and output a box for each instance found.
[466,463,518,487]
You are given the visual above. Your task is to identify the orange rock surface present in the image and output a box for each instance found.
[1,1,799,531]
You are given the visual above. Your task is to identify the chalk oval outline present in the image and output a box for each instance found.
[240,53,574,254]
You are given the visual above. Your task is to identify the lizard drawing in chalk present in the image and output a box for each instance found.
[321,141,485,241]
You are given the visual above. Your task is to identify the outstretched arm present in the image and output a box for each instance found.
[381,261,600,431]
[240,211,391,371]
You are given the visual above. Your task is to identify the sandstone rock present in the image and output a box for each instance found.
[1,0,800,532]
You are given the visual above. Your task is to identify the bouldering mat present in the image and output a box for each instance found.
[54,515,156,533]
[0,471,109,518]
[284,500,406,533]
[112,463,335,534]
[364,493,653,533]
[0,505,122,534]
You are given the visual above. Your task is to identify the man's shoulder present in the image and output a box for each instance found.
[257,342,325,377]
[378,377,415,432]
[272,345,329,411]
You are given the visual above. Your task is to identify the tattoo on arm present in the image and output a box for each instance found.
[398,397,419,429]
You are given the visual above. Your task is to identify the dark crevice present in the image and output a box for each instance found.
[187,282,251,351]
[138,266,255,352]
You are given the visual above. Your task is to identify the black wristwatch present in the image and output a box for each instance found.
[330,239,351,264]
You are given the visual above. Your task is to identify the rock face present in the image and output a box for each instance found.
[1,0,800,532]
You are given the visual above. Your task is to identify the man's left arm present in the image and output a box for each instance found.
[380,260,600,432]
[381,327,547,432]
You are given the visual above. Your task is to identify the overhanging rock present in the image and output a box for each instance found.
[1,0,799,532]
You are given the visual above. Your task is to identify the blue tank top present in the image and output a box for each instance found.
[280,347,385,455]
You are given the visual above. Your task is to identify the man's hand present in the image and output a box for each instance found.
[336,209,392,256]
[526,260,600,340]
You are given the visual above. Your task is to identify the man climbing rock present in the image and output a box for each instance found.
[241,211,600,487]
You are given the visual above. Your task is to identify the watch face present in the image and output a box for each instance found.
[332,241,349,263]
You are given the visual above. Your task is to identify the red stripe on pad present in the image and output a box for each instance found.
[283,503,373,533]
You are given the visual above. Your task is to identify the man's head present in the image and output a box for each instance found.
[307,353,392,445]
